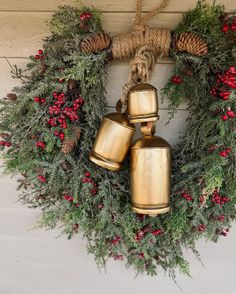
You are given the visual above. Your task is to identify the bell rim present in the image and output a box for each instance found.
[104,114,135,131]
[132,206,171,215]
[129,115,158,123]
[89,152,121,171]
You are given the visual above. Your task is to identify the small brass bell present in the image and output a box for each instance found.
[128,83,159,123]
[130,123,171,216]
[89,112,135,171]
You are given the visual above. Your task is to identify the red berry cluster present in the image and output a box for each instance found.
[53,131,65,141]
[37,175,46,183]
[110,254,124,261]
[47,91,84,141]
[35,141,46,149]
[81,171,98,195]
[219,147,231,157]
[221,109,236,121]
[34,96,46,104]
[212,189,230,205]
[218,214,225,222]
[151,229,163,236]
[221,16,236,33]
[171,75,182,84]
[134,227,163,241]
[110,235,122,246]
[64,194,73,202]
[0,141,12,147]
[220,228,229,237]
[73,224,79,230]
[211,66,236,100]
[138,252,145,259]
[181,191,193,201]
[63,194,81,207]
[134,229,145,241]
[34,49,45,60]
[198,224,205,232]
[79,11,92,21]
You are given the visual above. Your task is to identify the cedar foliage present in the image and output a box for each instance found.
[0,1,235,277]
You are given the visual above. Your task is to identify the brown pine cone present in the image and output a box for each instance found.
[38,62,47,75]
[6,93,17,101]
[61,127,81,154]
[67,79,76,90]
[173,32,208,56]
[80,31,111,53]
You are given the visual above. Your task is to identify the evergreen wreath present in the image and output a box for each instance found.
[0,1,235,277]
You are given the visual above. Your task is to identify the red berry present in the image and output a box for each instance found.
[229,66,236,74]
[218,215,225,222]
[78,97,84,105]
[59,78,65,83]
[219,151,227,157]
[152,229,163,236]
[198,224,205,232]
[231,23,236,31]
[34,54,40,60]
[221,24,229,33]
[225,147,231,154]
[221,115,229,121]
[80,12,92,21]
[59,133,65,141]
[34,96,40,103]
[138,253,145,259]
[38,49,44,55]
[171,75,182,84]
[37,175,46,183]
[85,171,91,177]
[226,110,235,118]
[40,98,46,104]
[35,141,45,149]
[5,142,12,147]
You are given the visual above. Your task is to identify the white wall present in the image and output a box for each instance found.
[0,1,236,293]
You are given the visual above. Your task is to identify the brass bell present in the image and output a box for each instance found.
[130,123,171,216]
[127,83,159,123]
[89,112,135,171]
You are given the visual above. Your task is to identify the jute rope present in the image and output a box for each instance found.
[134,0,170,28]
[116,0,171,108]
[118,46,155,108]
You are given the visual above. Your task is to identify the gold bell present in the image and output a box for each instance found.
[127,83,159,123]
[130,123,171,216]
[89,112,135,171]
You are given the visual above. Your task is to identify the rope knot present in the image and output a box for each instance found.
[133,24,147,32]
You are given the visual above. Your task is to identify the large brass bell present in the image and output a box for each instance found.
[130,123,171,216]
[89,112,135,171]
[127,83,159,123]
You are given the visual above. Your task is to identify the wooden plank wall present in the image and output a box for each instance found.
[0,1,236,294]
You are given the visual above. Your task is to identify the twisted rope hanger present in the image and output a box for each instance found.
[134,0,170,28]
[117,0,170,108]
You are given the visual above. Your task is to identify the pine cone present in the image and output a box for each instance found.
[80,31,111,53]
[61,127,81,154]
[6,93,17,101]
[38,62,47,76]
[67,79,76,90]
[173,32,208,56]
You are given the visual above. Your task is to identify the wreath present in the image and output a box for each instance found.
[0,0,235,278]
